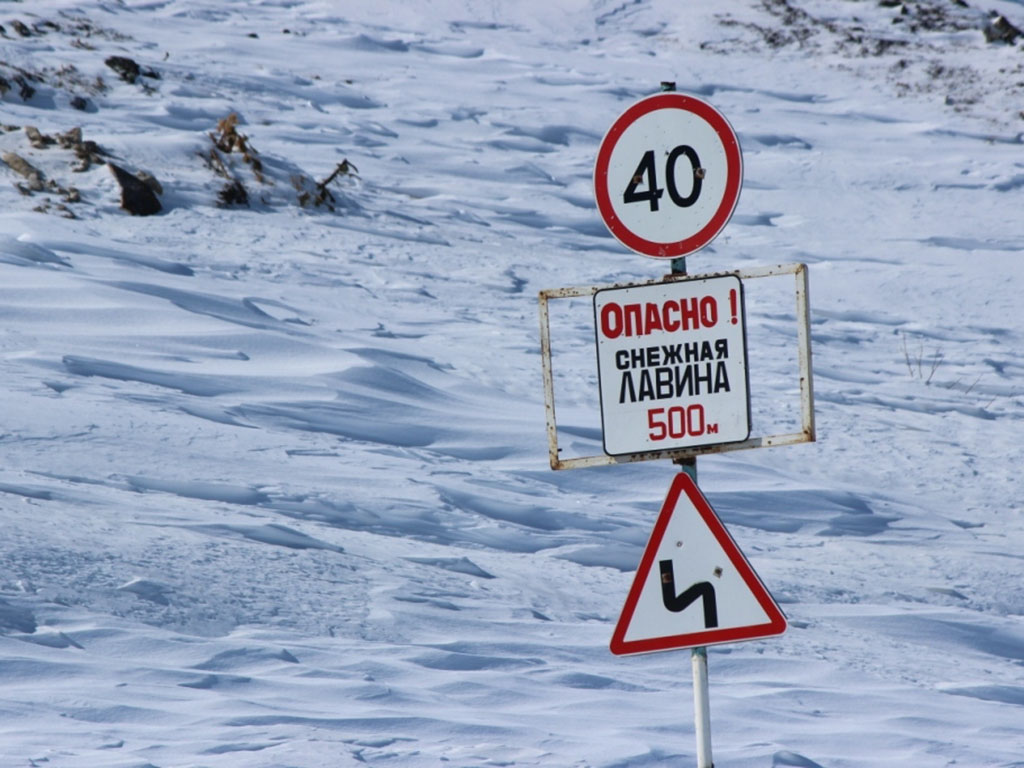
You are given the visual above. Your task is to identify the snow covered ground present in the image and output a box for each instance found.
[1,1,1023,765]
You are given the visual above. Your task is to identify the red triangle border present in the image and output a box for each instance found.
[610,473,787,656]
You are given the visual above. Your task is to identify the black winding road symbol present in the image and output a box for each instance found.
[659,559,719,628]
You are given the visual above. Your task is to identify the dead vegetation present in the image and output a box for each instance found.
[204,112,360,211]
[292,159,359,212]
[901,332,944,385]
[209,113,265,184]
[203,113,263,207]
[1,12,362,217]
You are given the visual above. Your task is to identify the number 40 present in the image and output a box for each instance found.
[623,145,703,212]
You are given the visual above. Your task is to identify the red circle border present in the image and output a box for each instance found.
[594,93,743,259]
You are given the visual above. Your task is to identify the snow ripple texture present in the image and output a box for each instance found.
[0,0,1023,766]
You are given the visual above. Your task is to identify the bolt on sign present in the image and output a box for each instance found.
[594,273,750,456]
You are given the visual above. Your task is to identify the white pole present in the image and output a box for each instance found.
[668,252,710,766]
[692,645,713,767]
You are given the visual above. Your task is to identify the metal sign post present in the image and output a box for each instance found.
[692,644,713,768]
[673,249,713,768]
[540,86,814,768]
[673,220,713,768]
[681,455,713,768]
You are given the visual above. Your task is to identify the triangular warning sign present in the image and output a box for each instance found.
[611,473,786,656]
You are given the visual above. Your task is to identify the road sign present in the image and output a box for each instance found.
[594,92,742,259]
[610,473,786,655]
[593,273,750,457]
[539,264,814,470]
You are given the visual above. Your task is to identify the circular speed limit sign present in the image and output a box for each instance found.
[594,93,743,259]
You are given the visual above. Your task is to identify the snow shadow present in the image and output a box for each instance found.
[708,488,898,536]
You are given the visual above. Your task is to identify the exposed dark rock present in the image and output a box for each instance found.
[13,75,34,100]
[104,56,159,84]
[2,152,45,191]
[135,169,163,196]
[73,140,104,170]
[105,55,140,83]
[108,161,162,216]
[24,125,54,149]
[984,15,1022,45]
[56,126,82,148]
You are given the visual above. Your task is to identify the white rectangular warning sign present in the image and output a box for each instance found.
[593,274,750,456]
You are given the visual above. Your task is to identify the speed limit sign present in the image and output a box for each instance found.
[594,93,743,259]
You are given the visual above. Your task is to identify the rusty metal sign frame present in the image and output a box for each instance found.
[538,263,815,471]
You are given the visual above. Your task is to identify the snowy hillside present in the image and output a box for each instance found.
[1,0,1023,766]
